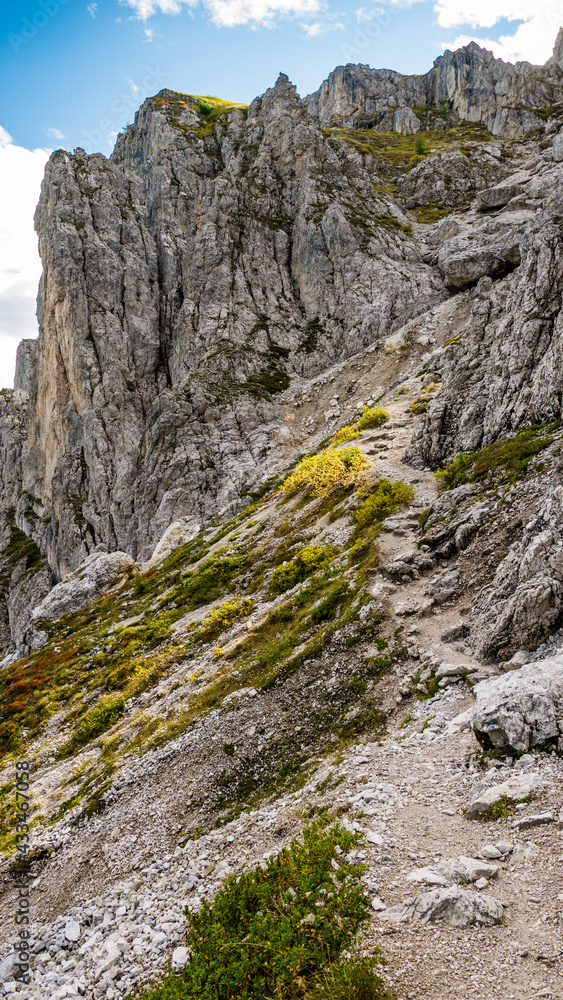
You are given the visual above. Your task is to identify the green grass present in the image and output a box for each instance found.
[325,122,492,174]
[56,696,126,759]
[132,820,374,1000]
[435,422,560,492]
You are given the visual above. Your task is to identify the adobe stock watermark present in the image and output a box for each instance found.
[340,6,393,61]
[81,65,168,153]
[8,0,71,54]
[12,761,32,986]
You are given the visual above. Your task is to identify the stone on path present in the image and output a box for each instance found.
[466,772,543,819]
[379,886,504,928]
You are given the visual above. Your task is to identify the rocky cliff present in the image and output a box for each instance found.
[306,31,563,136]
[1,36,563,658]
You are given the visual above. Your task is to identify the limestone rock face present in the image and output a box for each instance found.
[470,491,563,662]
[9,74,444,588]
[405,158,563,469]
[306,37,563,136]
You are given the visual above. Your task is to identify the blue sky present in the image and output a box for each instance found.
[0,0,560,386]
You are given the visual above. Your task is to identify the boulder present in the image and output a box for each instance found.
[466,772,543,818]
[469,657,563,752]
[437,233,521,290]
[31,550,137,626]
[441,622,470,642]
[171,946,191,971]
[425,569,461,604]
[65,919,81,942]
[476,184,524,209]
[0,954,18,983]
[379,886,504,927]
[407,856,498,886]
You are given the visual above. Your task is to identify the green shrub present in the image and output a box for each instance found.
[271,546,340,593]
[418,507,432,533]
[174,552,247,608]
[409,398,428,415]
[357,406,389,431]
[414,137,428,155]
[435,423,558,493]
[137,820,370,1000]
[333,407,389,445]
[282,447,368,499]
[354,480,415,528]
[132,571,148,597]
[348,675,367,695]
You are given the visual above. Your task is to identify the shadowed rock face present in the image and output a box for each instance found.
[306,35,563,137]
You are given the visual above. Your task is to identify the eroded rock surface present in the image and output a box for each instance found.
[306,36,563,136]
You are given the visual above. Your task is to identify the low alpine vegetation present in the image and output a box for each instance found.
[135,820,383,1000]
[191,598,255,642]
[333,406,389,445]
[282,447,369,499]
[271,545,340,593]
[435,421,559,492]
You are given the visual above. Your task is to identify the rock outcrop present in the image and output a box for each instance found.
[468,658,563,753]
[379,886,504,927]
[306,34,563,137]
[469,490,563,662]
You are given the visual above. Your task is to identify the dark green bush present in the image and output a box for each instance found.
[57,696,126,759]
[136,821,370,1000]
[310,583,347,623]
[354,481,414,528]
[173,551,247,608]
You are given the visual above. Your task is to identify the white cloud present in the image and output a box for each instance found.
[0,130,49,389]
[87,2,98,15]
[127,77,141,94]
[46,127,65,140]
[120,0,321,27]
[355,5,389,22]
[428,0,563,65]
[301,13,344,32]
